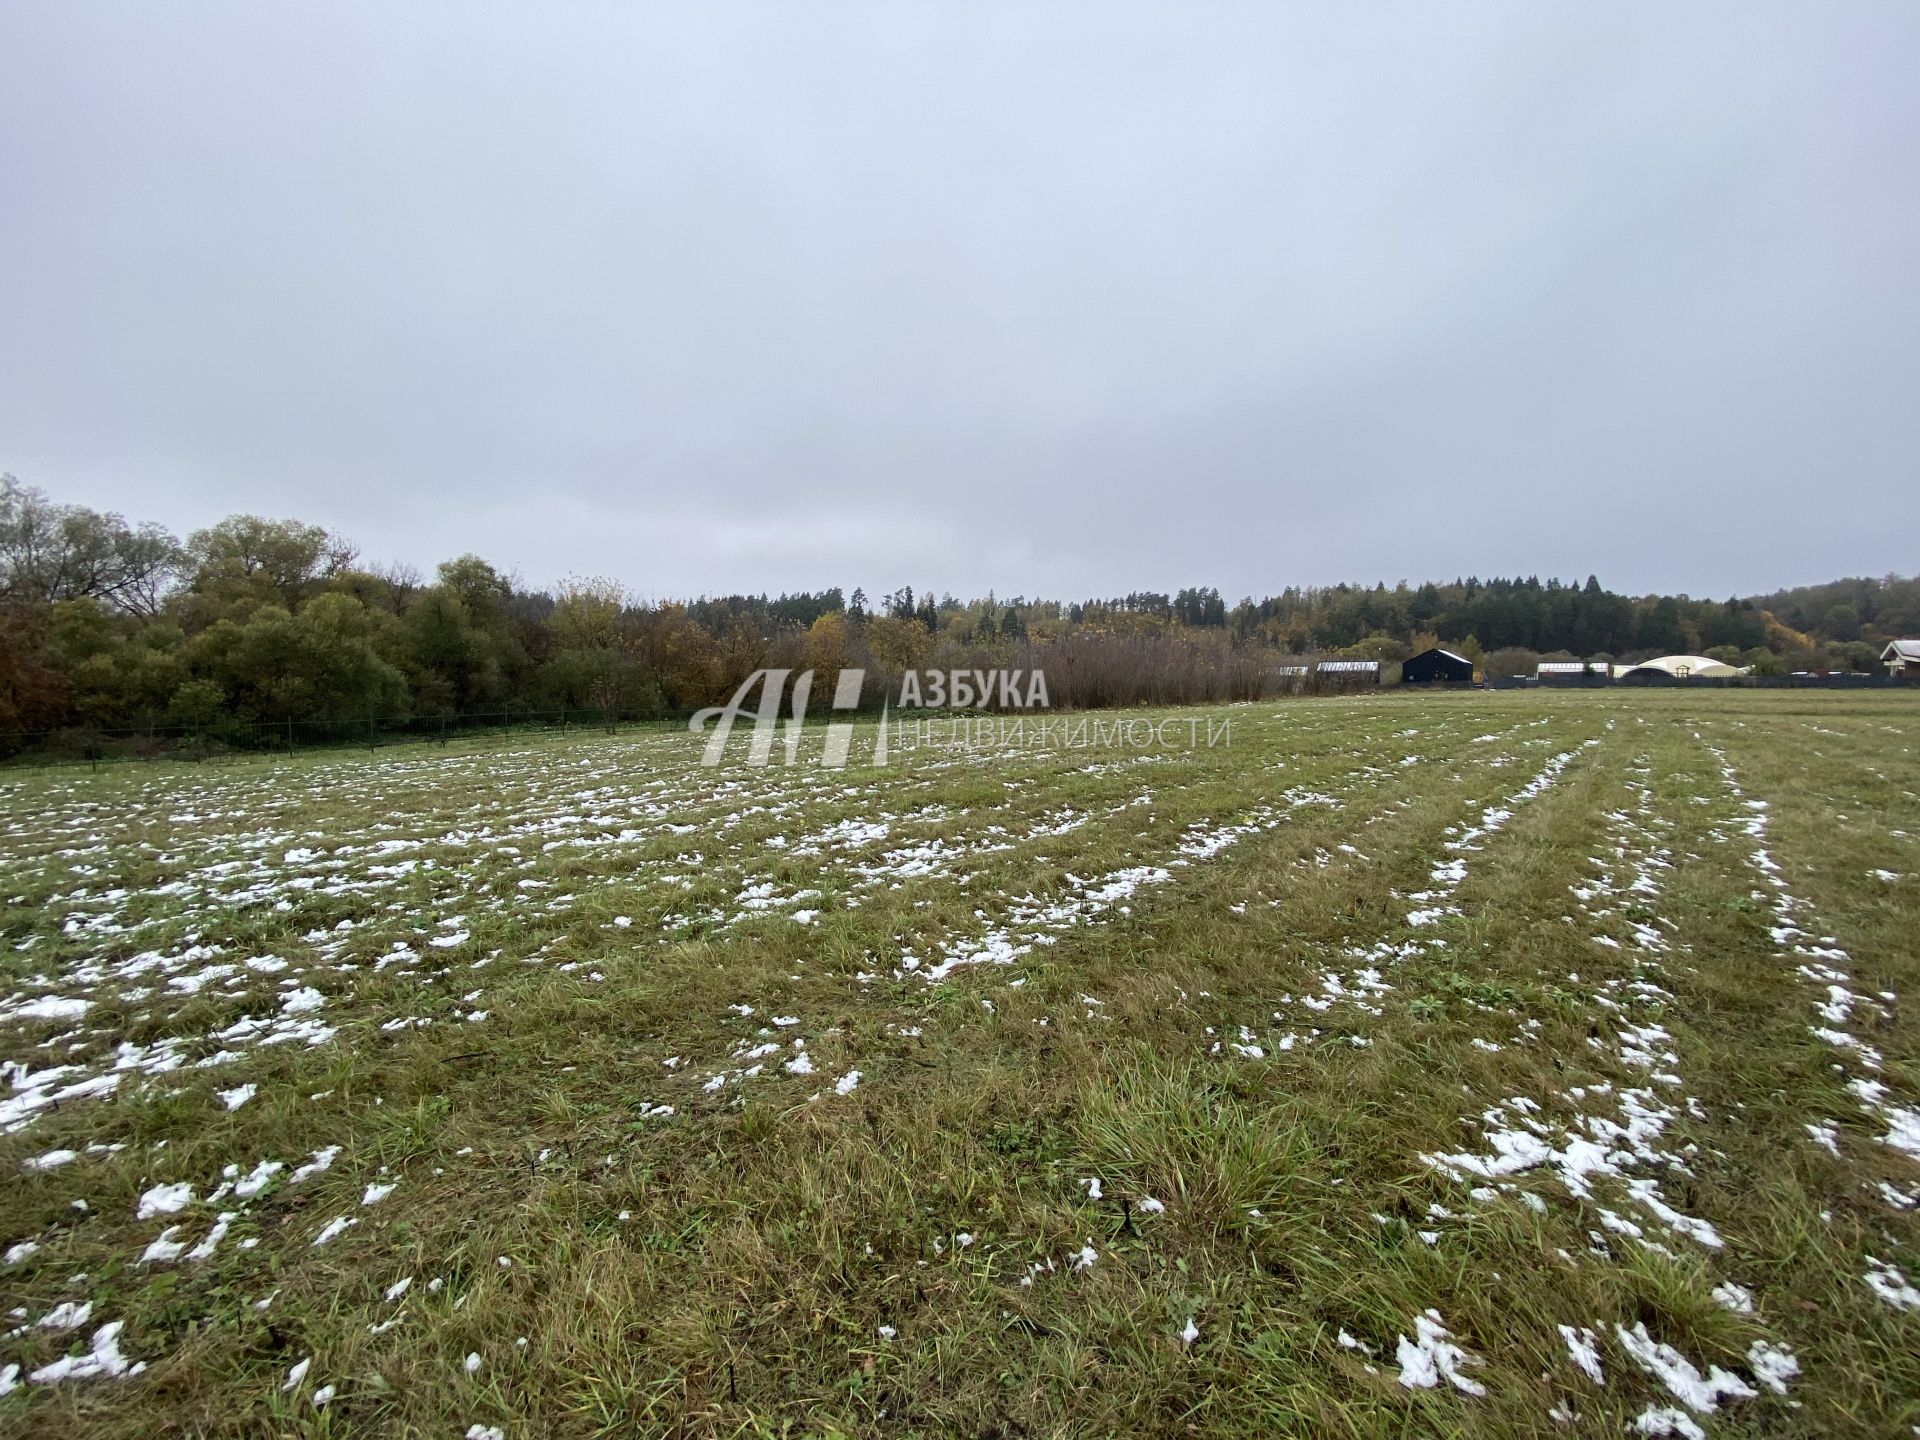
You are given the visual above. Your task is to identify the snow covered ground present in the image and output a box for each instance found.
[1,694,1915,1436]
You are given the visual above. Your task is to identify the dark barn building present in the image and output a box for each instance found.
[1401,647,1475,685]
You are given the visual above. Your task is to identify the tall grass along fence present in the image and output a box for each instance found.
[0,708,698,771]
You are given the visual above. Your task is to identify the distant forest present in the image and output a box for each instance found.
[3,473,1915,737]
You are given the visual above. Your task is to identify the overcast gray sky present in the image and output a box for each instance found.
[3,4,1916,603]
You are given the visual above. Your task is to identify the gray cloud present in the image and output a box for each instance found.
[3,2,1916,601]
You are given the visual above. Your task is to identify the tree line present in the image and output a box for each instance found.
[2,473,1914,743]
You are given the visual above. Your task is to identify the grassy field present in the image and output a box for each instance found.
[2,691,1917,1438]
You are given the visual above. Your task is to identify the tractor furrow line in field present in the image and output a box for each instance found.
[1702,741,1920,1194]
[677,721,1523,1103]
[900,716,1509,991]
[1701,737,1920,1318]
[1412,746,1804,1429]
[679,749,1422,1100]
[1420,752,1722,1247]
[1255,734,1601,1052]
[0,747,1182,1133]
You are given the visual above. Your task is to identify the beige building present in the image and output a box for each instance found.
[1612,654,1748,680]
